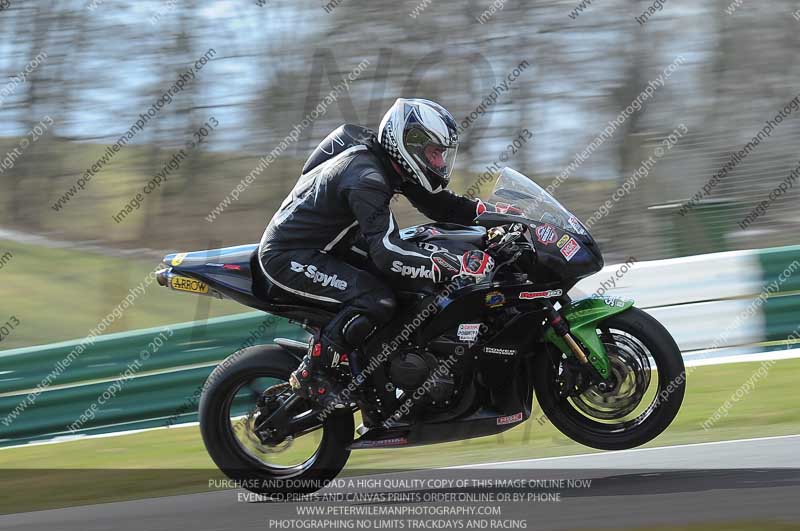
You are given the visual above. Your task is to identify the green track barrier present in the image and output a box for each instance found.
[0,312,307,445]
[0,312,300,394]
[0,367,212,440]
[758,245,800,343]
[758,245,800,292]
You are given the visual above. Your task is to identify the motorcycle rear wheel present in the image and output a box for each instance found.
[199,345,354,496]
[533,307,685,450]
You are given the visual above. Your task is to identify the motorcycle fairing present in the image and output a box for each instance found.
[417,280,566,344]
[348,353,535,450]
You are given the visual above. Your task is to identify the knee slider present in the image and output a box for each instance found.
[342,314,374,346]
[373,296,397,325]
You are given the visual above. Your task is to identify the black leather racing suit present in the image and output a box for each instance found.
[258,124,485,353]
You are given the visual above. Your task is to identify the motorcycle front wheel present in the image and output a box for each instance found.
[533,307,686,450]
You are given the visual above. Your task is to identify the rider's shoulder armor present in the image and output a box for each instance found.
[301,124,376,175]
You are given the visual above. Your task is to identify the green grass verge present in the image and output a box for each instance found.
[1,358,799,513]
[0,239,246,350]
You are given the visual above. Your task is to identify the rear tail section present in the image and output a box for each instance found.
[157,243,336,328]
[157,244,267,310]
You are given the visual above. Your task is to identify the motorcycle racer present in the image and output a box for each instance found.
[258,98,496,408]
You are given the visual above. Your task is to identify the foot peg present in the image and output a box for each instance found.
[290,356,347,410]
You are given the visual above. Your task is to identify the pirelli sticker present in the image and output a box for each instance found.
[171,276,209,294]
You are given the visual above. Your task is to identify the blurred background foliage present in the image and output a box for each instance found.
[1,0,800,347]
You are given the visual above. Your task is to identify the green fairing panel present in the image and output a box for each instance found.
[543,297,634,379]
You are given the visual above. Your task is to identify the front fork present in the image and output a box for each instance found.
[542,297,617,392]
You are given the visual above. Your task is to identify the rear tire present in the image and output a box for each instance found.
[534,307,685,450]
[199,345,354,496]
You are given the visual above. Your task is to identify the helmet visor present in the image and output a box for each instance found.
[404,126,458,185]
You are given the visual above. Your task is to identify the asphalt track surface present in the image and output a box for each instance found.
[3,434,800,531]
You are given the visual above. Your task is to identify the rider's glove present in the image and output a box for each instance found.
[461,250,495,281]
[430,251,462,283]
[431,250,495,283]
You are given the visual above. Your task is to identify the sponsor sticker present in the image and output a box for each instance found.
[497,412,524,426]
[171,276,209,294]
[519,289,563,300]
[568,215,588,235]
[485,290,506,308]
[556,234,570,248]
[457,323,481,342]
[560,238,581,261]
[484,346,516,356]
[604,297,627,308]
[535,224,558,245]
[171,252,188,266]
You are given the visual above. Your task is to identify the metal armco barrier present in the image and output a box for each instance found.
[2,245,799,447]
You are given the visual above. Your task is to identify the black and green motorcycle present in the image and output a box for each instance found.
[158,167,686,495]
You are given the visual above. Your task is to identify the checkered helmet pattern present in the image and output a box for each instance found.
[380,119,415,177]
[378,98,459,192]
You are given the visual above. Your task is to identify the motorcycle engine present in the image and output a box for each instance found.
[388,349,456,405]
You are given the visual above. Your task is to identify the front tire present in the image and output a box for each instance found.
[199,345,354,496]
[534,307,685,450]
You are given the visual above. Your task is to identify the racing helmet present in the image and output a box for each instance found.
[378,98,459,192]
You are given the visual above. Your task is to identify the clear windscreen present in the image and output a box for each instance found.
[488,167,589,236]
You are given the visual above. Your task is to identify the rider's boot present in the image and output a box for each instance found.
[291,311,376,411]
[290,335,350,410]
